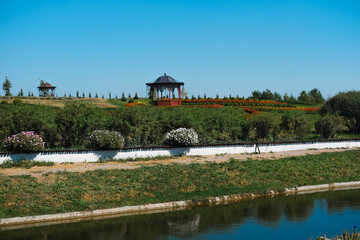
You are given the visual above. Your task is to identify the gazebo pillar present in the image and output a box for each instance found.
[178,87,181,105]
[157,89,159,106]
[169,88,172,104]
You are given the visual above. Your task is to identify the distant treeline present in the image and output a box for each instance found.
[188,88,324,105]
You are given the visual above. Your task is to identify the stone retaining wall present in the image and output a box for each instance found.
[0,140,359,164]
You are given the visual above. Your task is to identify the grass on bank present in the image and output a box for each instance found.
[0,160,54,169]
[0,150,360,218]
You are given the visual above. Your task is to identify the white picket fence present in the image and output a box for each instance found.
[0,140,359,164]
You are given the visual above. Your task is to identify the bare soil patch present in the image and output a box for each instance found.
[0,148,355,180]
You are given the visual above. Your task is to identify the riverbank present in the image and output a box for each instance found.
[0,150,359,220]
[1,181,360,230]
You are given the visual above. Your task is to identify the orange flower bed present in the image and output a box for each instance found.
[125,102,137,107]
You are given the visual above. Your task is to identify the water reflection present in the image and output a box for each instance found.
[1,189,360,240]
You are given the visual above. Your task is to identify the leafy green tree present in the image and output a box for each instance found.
[121,92,126,101]
[18,88,24,97]
[38,79,47,96]
[180,88,188,99]
[251,90,262,100]
[283,93,290,102]
[274,92,282,101]
[95,93,98,98]
[298,90,315,103]
[134,92,139,99]
[262,89,274,100]
[88,92,92,98]
[76,91,79,98]
[308,88,325,103]
[109,92,112,99]
[3,76,12,96]
[320,91,360,133]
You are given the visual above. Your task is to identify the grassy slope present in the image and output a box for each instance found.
[2,97,118,108]
[2,97,152,108]
[0,150,359,218]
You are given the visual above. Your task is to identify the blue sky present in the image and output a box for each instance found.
[0,0,359,99]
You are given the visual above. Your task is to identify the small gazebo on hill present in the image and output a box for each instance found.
[38,82,56,97]
[146,73,184,106]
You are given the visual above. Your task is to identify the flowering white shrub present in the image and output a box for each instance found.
[85,130,124,150]
[2,131,45,152]
[164,128,199,147]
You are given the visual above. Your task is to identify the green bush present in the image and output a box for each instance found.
[55,102,105,147]
[0,100,8,104]
[250,113,280,141]
[320,91,360,133]
[85,130,124,150]
[280,111,311,140]
[2,131,45,152]
[315,115,340,138]
[13,98,23,106]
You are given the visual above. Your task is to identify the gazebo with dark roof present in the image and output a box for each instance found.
[38,82,56,97]
[146,73,184,106]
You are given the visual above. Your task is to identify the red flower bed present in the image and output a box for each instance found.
[184,104,224,108]
[182,99,287,105]
[303,107,320,112]
[242,107,261,115]
[240,106,320,112]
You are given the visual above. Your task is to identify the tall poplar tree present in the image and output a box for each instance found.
[2,76,12,96]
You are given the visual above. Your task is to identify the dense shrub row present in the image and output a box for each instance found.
[0,102,344,151]
[0,103,248,149]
